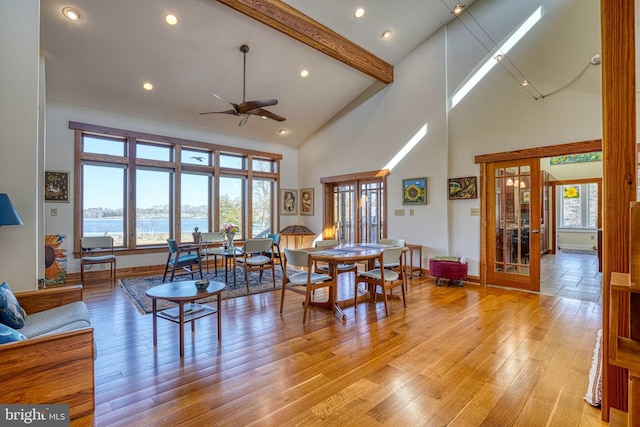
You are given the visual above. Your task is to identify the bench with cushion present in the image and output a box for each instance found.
[429,256,468,287]
[0,284,95,420]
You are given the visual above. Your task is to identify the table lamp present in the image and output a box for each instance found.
[0,194,23,226]
[279,225,315,249]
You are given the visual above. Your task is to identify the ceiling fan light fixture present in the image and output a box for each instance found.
[278,129,288,135]
[165,14,178,25]
[62,7,83,22]
[354,8,365,18]
[380,29,393,40]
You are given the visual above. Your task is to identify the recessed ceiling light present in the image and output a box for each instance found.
[165,14,178,25]
[354,8,365,18]
[278,129,288,135]
[62,7,83,22]
[142,83,154,91]
[300,70,309,78]
[452,3,466,15]
[380,29,393,40]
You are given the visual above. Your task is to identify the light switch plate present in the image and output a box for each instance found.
[470,208,480,216]
[395,209,405,216]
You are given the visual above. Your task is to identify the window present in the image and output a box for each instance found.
[82,164,126,246]
[72,122,282,255]
[136,168,171,245]
[252,178,273,238]
[560,183,598,229]
[180,173,210,242]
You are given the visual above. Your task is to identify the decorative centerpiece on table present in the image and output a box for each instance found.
[221,223,239,249]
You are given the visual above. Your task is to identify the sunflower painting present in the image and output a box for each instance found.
[402,178,427,205]
[45,234,67,285]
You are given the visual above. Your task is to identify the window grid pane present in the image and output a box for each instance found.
[252,179,272,238]
[136,169,171,245]
[181,173,210,241]
[82,164,125,246]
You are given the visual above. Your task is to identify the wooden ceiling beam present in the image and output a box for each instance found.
[215,0,394,84]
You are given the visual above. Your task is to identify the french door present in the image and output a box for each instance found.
[322,171,388,243]
[486,159,541,291]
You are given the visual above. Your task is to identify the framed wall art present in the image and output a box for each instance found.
[280,189,298,215]
[45,171,70,202]
[300,188,314,215]
[448,176,477,200]
[402,177,427,205]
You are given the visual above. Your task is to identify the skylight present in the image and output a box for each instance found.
[450,6,543,109]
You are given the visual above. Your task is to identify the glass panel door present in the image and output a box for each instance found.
[360,181,384,243]
[487,159,540,291]
[333,184,355,243]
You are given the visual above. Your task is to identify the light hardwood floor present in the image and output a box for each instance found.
[72,264,609,426]
[541,251,602,302]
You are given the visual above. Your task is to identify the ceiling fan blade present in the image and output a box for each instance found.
[213,94,239,114]
[199,109,238,116]
[248,108,286,122]
[238,99,278,114]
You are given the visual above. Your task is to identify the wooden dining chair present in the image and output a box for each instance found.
[281,248,335,324]
[163,239,203,283]
[80,236,116,284]
[194,229,226,274]
[234,238,275,292]
[376,238,406,270]
[355,246,407,317]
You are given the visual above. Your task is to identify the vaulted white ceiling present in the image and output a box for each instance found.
[40,0,600,147]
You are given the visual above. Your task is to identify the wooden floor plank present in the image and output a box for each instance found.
[69,252,610,426]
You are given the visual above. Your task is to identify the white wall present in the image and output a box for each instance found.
[45,101,299,274]
[298,30,450,266]
[298,0,602,277]
[0,1,41,292]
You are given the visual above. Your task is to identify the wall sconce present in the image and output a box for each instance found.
[0,194,23,226]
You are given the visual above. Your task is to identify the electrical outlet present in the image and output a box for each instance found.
[409,209,414,216]
[50,208,57,216]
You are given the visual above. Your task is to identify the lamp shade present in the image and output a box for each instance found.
[0,194,23,226]
[279,225,315,236]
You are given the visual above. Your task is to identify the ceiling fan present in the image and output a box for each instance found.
[200,44,286,126]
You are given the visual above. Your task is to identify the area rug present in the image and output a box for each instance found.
[120,267,285,314]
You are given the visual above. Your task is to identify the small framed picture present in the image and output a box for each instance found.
[300,188,314,215]
[402,178,427,205]
[522,190,531,203]
[280,189,298,215]
[45,171,70,202]
[448,176,478,200]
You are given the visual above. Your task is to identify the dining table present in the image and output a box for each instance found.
[305,243,399,322]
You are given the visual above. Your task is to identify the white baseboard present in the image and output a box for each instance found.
[558,244,597,251]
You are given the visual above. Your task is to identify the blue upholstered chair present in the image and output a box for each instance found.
[163,239,203,283]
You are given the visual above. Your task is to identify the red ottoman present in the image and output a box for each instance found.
[429,257,468,287]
